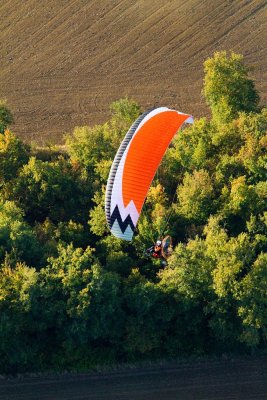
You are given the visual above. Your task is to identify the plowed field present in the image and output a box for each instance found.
[0,356,267,399]
[0,0,266,143]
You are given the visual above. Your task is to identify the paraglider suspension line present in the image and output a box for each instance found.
[158,190,177,239]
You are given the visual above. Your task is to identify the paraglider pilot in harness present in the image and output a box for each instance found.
[152,240,163,258]
[145,240,162,258]
[145,236,173,265]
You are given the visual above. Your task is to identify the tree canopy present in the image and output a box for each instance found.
[0,52,266,373]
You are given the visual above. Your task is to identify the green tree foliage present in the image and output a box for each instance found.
[66,98,141,175]
[237,253,267,347]
[89,189,107,237]
[109,98,141,150]
[0,100,13,134]
[0,262,38,372]
[203,51,260,123]
[134,183,169,250]
[123,269,175,358]
[0,201,42,266]
[177,169,215,224]
[7,157,90,224]
[237,109,267,181]
[158,238,215,353]
[66,124,113,172]
[35,244,124,368]
[0,54,266,373]
[0,130,30,183]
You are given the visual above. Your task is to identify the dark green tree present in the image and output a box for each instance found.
[0,100,13,134]
[0,262,38,373]
[0,200,42,266]
[8,157,90,224]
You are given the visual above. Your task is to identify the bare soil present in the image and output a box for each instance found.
[0,356,267,400]
[0,0,266,144]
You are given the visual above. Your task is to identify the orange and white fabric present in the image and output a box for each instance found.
[105,107,193,240]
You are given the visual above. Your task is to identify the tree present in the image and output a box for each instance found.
[237,253,267,347]
[66,124,113,172]
[37,244,124,368]
[202,217,256,350]
[203,51,260,123]
[109,97,141,149]
[0,200,42,266]
[237,109,267,181]
[0,75,266,373]
[0,262,38,373]
[134,183,169,251]
[123,269,176,358]
[176,169,215,224]
[0,130,29,183]
[158,239,215,354]
[66,98,141,177]
[0,100,13,134]
[8,157,91,224]
[89,188,108,237]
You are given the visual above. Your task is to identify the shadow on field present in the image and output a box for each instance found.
[0,356,266,400]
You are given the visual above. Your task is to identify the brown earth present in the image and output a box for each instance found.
[0,0,266,144]
[0,356,267,400]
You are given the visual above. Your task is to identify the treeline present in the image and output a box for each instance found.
[0,52,266,373]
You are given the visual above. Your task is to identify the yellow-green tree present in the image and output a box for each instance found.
[203,51,260,123]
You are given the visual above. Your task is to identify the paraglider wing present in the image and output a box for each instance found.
[105,107,193,240]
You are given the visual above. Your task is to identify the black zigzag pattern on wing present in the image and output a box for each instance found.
[105,109,152,223]
[109,205,135,234]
